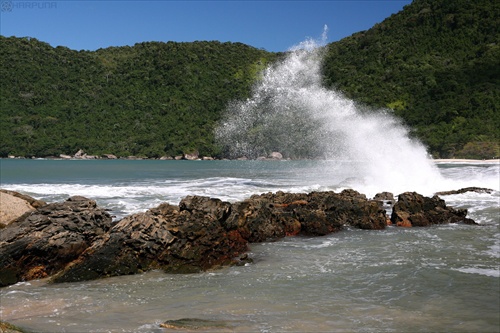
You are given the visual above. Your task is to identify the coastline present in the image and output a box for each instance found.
[2,157,500,163]
[433,159,500,164]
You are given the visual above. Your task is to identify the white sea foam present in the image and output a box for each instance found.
[453,267,500,278]
[215,28,450,198]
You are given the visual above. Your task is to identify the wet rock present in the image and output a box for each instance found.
[224,190,387,242]
[160,318,233,330]
[390,192,476,227]
[52,197,248,282]
[434,187,494,196]
[0,196,112,287]
[373,191,395,203]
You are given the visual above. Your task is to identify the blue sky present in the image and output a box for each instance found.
[1,0,412,52]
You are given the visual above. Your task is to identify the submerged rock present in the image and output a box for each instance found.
[391,192,476,227]
[0,196,112,287]
[160,318,233,330]
[434,187,494,196]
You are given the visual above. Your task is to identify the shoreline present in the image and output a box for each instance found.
[433,159,500,164]
[2,157,500,163]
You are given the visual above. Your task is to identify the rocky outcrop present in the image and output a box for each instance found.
[0,196,113,287]
[225,190,387,242]
[0,190,478,286]
[52,197,248,282]
[390,192,476,227]
[50,190,388,283]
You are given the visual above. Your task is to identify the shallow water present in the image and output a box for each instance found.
[0,159,499,332]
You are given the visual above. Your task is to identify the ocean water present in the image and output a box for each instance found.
[0,159,499,332]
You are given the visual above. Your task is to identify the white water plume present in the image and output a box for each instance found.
[215,28,444,195]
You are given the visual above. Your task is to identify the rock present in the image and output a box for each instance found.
[102,154,117,159]
[1,190,478,285]
[160,156,173,160]
[160,318,233,330]
[52,197,248,282]
[373,192,395,203]
[390,192,476,227]
[0,190,46,227]
[74,149,85,158]
[224,190,387,242]
[184,151,199,160]
[202,156,214,160]
[0,196,113,287]
[268,152,283,160]
[435,187,494,196]
[174,155,183,160]
[59,154,72,159]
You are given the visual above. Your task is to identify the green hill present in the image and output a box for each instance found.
[0,0,498,159]
[0,37,278,158]
[322,0,499,158]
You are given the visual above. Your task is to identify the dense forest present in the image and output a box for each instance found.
[0,0,498,159]
[323,0,499,158]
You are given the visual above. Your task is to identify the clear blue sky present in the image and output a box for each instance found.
[1,0,413,52]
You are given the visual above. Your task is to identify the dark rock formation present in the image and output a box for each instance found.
[390,192,476,227]
[224,190,387,242]
[373,191,395,203]
[435,187,494,196]
[52,197,248,282]
[1,190,477,286]
[0,196,113,287]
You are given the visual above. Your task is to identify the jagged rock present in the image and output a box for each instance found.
[435,187,494,196]
[0,196,113,287]
[373,192,395,203]
[391,192,476,227]
[1,190,477,286]
[102,154,117,159]
[52,197,248,282]
[224,190,387,242]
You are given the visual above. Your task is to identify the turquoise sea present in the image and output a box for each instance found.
[0,159,499,332]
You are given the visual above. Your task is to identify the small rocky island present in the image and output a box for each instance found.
[0,188,480,287]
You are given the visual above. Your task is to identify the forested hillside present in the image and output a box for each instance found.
[323,0,499,158]
[0,38,278,157]
[1,0,498,159]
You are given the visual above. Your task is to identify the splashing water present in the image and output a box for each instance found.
[216,27,446,196]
